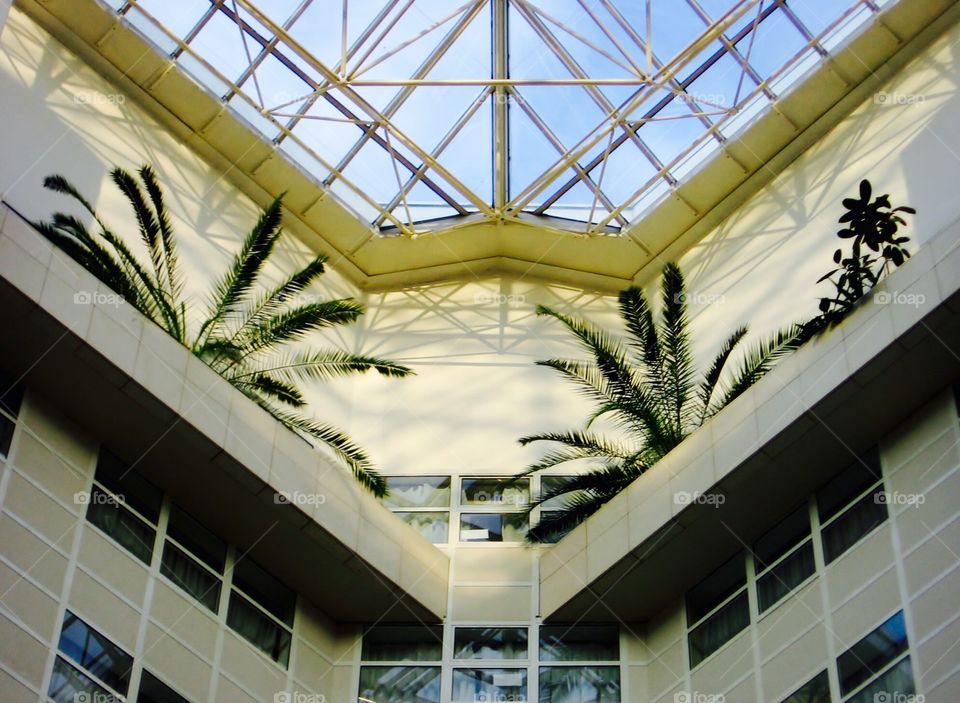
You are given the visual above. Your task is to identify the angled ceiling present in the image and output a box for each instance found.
[17,0,958,289]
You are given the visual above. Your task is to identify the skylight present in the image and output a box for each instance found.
[108,0,891,236]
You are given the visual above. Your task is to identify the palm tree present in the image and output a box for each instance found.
[34,165,411,496]
[517,263,804,542]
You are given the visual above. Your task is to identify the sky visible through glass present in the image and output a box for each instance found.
[111,0,892,235]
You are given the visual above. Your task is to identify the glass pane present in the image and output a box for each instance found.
[538,666,621,703]
[384,477,451,508]
[781,669,829,703]
[94,449,163,522]
[846,656,915,703]
[460,513,527,542]
[363,625,444,662]
[58,611,132,695]
[48,656,115,703]
[86,491,156,564]
[817,451,882,522]
[822,489,887,564]
[540,476,576,510]
[227,593,292,667]
[454,627,528,660]
[754,504,811,570]
[461,478,530,507]
[395,511,449,544]
[686,553,746,626]
[232,557,295,626]
[138,669,191,703]
[539,625,618,662]
[166,504,226,572]
[161,542,221,612]
[758,541,815,613]
[838,611,908,696]
[688,592,750,668]
[358,666,441,703]
[452,668,527,702]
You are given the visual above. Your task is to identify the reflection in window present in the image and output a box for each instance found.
[226,593,292,667]
[358,666,441,703]
[845,656,914,703]
[138,669,192,703]
[454,627,528,660]
[395,511,449,544]
[461,478,529,507]
[539,625,619,662]
[539,666,621,703]
[837,611,909,697]
[460,512,527,542]
[451,668,527,702]
[362,625,444,662]
[753,505,815,614]
[384,476,451,508]
[781,669,829,703]
[49,611,132,702]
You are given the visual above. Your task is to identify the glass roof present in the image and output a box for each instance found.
[110,0,891,235]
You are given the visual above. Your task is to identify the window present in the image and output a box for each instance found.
[537,475,577,543]
[383,476,451,544]
[227,557,296,667]
[686,554,750,667]
[837,611,912,701]
[781,670,830,703]
[359,625,444,703]
[754,504,816,613]
[86,449,162,564]
[0,372,24,458]
[454,627,528,660]
[818,453,887,564]
[451,668,527,702]
[138,669,192,703]
[48,611,132,703]
[539,624,621,702]
[160,503,226,613]
[459,477,528,542]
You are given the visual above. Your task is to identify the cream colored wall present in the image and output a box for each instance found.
[0,388,353,702]
[620,389,960,703]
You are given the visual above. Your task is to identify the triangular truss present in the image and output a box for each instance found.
[118,0,888,235]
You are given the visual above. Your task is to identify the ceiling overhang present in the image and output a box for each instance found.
[14,0,960,291]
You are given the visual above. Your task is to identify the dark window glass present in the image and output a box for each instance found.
[232,557,295,625]
[0,375,22,458]
[461,478,529,507]
[362,625,444,661]
[539,625,619,661]
[822,488,887,564]
[226,593,292,667]
[383,476,451,508]
[460,512,527,542]
[86,486,157,564]
[166,504,226,572]
[454,627,528,660]
[757,541,816,613]
[846,656,914,703]
[754,504,811,570]
[539,666,621,702]
[57,611,132,695]
[94,449,163,523]
[160,542,221,612]
[837,611,909,696]
[358,666,441,703]
[48,656,114,703]
[451,668,527,702]
[138,669,192,703]
[688,591,750,667]
[817,451,882,523]
[686,552,746,626]
[781,669,829,703]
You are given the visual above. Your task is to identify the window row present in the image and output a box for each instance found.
[48,610,190,703]
[783,611,915,703]
[687,450,889,667]
[85,449,296,668]
[358,624,621,703]
[382,475,577,544]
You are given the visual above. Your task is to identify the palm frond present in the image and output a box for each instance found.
[233,373,306,407]
[139,165,183,306]
[232,299,366,359]
[697,325,748,424]
[659,263,695,434]
[713,323,806,414]
[228,349,413,385]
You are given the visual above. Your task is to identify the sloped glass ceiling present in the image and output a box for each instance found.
[112,0,893,235]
